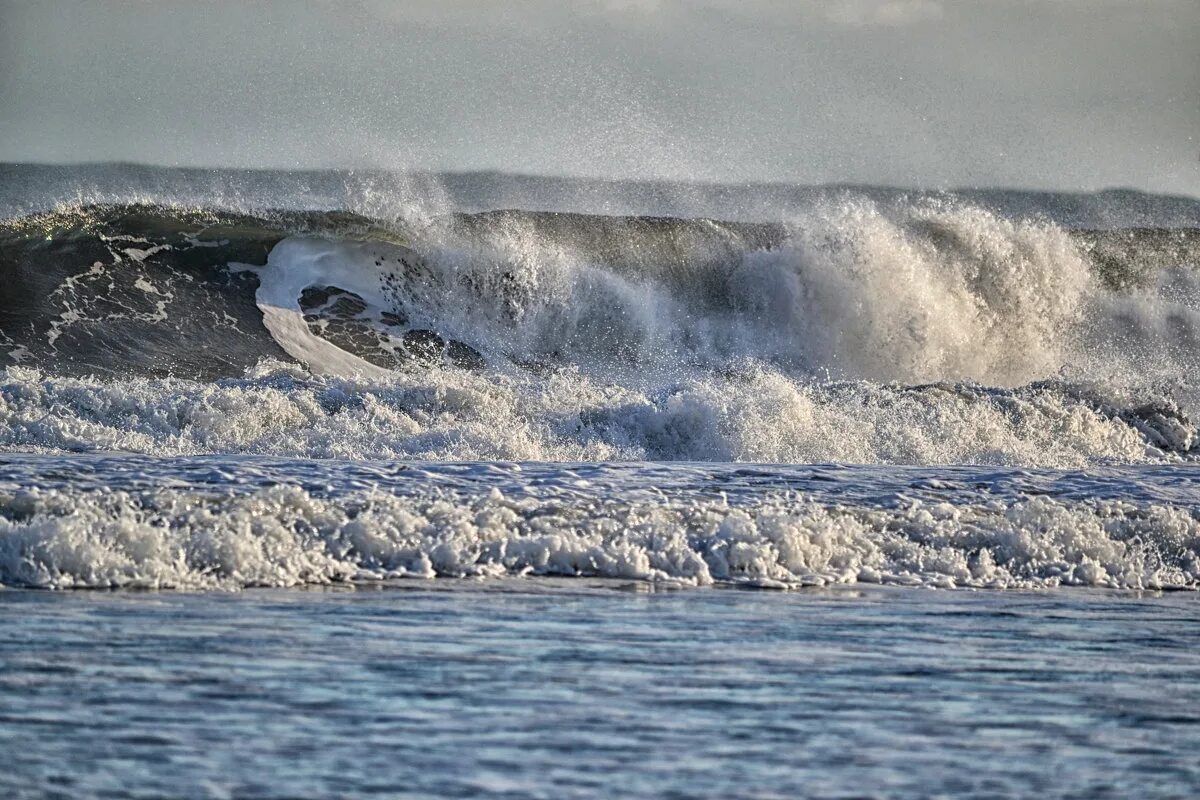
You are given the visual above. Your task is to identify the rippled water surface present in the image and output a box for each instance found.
[3,584,1199,799]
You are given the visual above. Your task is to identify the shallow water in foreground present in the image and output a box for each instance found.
[2,583,1199,799]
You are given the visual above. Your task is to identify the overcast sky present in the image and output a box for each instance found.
[1,0,1197,193]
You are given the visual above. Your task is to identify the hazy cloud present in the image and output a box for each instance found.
[824,0,944,27]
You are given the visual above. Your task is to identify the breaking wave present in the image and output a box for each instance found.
[2,186,1200,592]
[0,198,1198,466]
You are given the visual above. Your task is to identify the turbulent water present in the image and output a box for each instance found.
[2,165,1200,590]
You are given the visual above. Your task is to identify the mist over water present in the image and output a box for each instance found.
[3,1,1198,196]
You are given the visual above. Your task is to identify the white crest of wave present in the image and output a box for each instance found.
[2,484,1196,591]
[733,202,1094,384]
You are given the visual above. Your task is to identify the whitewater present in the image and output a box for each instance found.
[1,164,1200,592]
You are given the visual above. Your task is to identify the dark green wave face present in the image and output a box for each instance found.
[0,206,292,378]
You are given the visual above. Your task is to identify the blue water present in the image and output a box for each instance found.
[3,583,1198,799]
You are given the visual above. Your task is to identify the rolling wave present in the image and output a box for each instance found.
[1,199,1199,466]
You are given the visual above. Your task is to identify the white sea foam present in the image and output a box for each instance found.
[0,364,1188,465]
[1,480,1196,591]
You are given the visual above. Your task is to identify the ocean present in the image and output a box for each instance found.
[2,163,1199,797]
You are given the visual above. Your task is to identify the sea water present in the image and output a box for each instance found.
[3,583,1199,799]
[2,165,1200,796]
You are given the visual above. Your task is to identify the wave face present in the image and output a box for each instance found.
[1,198,1199,466]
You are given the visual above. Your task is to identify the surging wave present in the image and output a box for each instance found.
[1,197,1199,466]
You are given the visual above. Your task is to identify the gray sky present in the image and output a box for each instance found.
[1,0,1197,193]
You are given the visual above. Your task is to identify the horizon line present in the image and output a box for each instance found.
[1,160,1194,202]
